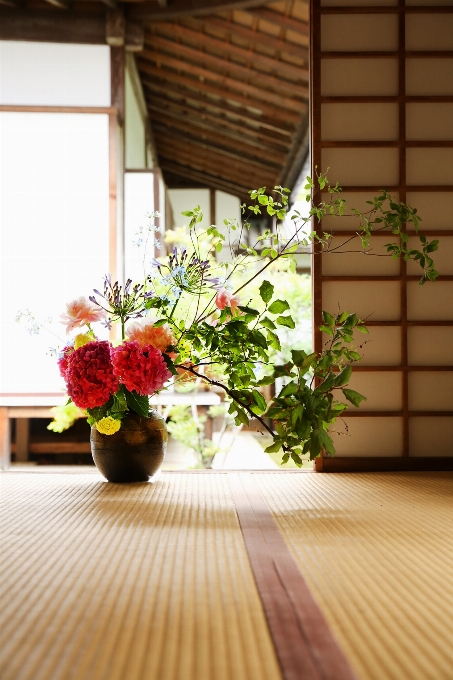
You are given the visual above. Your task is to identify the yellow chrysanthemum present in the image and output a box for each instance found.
[96,417,121,435]
[74,333,93,350]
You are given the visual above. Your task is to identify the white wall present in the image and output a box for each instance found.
[125,65,147,170]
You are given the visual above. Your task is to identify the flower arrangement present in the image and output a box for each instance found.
[50,172,439,465]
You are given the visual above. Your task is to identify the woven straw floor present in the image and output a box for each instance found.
[0,473,281,680]
[256,471,453,680]
[1,471,452,680]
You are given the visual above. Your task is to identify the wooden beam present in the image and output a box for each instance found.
[0,0,22,8]
[151,119,281,170]
[138,65,302,123]
[106,8,125,47]
[142,78,295,136]
[15,418,30,463]
[248,8,310,36]
[111,46,125,123]
[0,9,142,49]
[137,54,307,112]
[193,16,309,62]
[148,97,291,149]
[146,100,289,157]
[152,23,309,81]
[129,0,274,22]
[144,36,308,95]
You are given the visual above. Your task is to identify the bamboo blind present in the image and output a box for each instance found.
[311,0,453,469]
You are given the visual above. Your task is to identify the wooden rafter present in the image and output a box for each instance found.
[137,54,307,111]
[190,16,309,62]
[142,79,294,136]
[248,7,309,35]
[153,124,281,172]
[146,97,290,154]
[160,162,251,198]
[138,65,302,123]
[152,22,308,81]
[144,37,308,95]
[43,0,71,10]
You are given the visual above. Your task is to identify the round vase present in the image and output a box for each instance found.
[90,410,168,483]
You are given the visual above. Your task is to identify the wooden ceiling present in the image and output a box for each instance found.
[0,0,310,201]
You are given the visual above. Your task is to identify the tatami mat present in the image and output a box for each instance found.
[0,473,281,680]
[255,472,453,680]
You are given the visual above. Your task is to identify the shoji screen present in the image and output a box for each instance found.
[311,0,453,470]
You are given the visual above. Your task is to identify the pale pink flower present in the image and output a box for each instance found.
[215,288,240,314]
[126,319,176,354]
[60,297,106,334]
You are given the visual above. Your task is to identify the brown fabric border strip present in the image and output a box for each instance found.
[230,473,358,680]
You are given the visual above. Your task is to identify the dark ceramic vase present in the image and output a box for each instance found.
[91,410,168,483]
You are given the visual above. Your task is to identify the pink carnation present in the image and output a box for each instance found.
[215,288,240,314]
[64,341,119,410]
[126,320,176,353]
[60,296,106,334]
[111,341,171,396]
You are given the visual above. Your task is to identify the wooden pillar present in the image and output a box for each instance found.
[15,418,30,462]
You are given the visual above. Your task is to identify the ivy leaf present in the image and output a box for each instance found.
[276,315,295,329]
[268,299,290,314]
[259,280,274,304]
[125,390,150,417]
[342,388,367,407]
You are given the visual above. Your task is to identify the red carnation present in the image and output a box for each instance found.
[65,341,119,409]
[58,345,74,379]
[111,341,171,396]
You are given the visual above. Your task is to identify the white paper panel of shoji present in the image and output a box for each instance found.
[322,326,401,365]
[408,327,453,366]
[409,373,453,411]
[345,372,402,411]
[0,112,110,393]
[406,103,453,142]
[321,192,400,231]
[321,59,398,96]
[323,281,401,320]
[406,59,453,96]
[321,15,398,51]
[0,41,110,107]
[406,15,453,51]
[407,236,453,275]
[406,149,453,186]
[322,148,399,186]
[124,172,155,286]
[409,417,453,457]
[332,417,403,456]
[357,326,401,366]
[405,192,453,230]
[407,281,453,320]
[321,103,399,141]
[322,236,400,276]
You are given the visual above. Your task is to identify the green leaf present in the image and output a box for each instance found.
[255,375,275,386]
[334,365,352,387]
[265,441,282,454]
[234,408,250,427]
[276,315,295,329]
[153,319,167,327]
[356,325,369,334]
[258,194,269,205]
[319,429,335,456]
[316,373,336,393]
[291,349,307,367]
[268,299,290,314]
[162,353,178,376]
[319,325,334,336]
[251,390,267,413]
[260,316,276,330]
[342,388,367,408]
[266,330,281,351]
[279,382,298,397]
[125,390,150,418]
[259,280,274,304]
[322,311,335,326]
[238,306,260,317]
